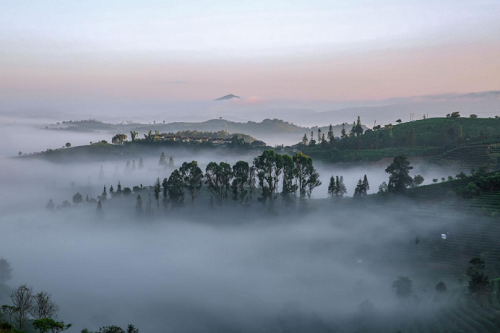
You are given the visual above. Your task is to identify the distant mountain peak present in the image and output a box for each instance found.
[214,94,240,101]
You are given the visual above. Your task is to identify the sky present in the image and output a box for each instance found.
[1,0,499,108]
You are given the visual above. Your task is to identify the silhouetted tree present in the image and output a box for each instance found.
[232,161,250,204]
[385,155,413,193]
[466,257,490,296]
[65,142,71,148]
[154,178,161,207]
[205,162,232,205]
[392,276,412,299]
[72,192,83,205]
[46,199,55,210]
[167,170,185,207]
[281,155,297,205]
[254,150,284,205]
[11,284,33,330]
[301,134,308,146]
[328,176,335,198]
[159,153,167,166]
[29,291,58,319]
[327,124,335,144]
[180,161,203,203]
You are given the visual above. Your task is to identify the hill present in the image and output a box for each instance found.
[214,94,240,100]
[293,116,500,170]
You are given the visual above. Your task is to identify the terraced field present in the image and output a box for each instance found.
[431,145,494,171]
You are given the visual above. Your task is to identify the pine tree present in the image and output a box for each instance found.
[334,176,341,196]
[327,124,334,144]
[109,185,114,195]
[354,116,364,137]
[162,178,168,199]
[302,133,309,145]
[154,178,161,207]
[169,156,174,168]
[327,176,335,198]
[341,123,347,140]
[159,152,167,166]
[362,175,370,195]
[96,199,102,212]
[101,186,107,201]
[354,179,363,197]
[339,176,347,197]
[317,128,322,142]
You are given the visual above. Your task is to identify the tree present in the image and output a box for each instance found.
[254,150,284,205]
[111,134,127,145]
[385,155,413,193]
[159,153,167,166]
[153,178,161,207]
[65,142,71,148]
[138,158,144,169]
[412,175,424,187]
[33,318,71,333]
[451,111,460,118]
[101,186,107,201]
[327,124,334,144]
[1,305,16,324]
[281,155,297,204]
[11,284,33,330]
[466,257,490,296]
[161,178,168,199]
[130,131,138,142]
[179,161,203,203]
[354,179,364,197]
[470,114,478,119]
[396,119,402,124]
[72,192,83,205]
[232,161,250,204]
[18,151,22,156]
[167,170,185,207]
[96,199,102,213]
[392,276,412,299]
[169,157,175,169]
[335,176,347,197]
[204,162,233,205]
[0,258,13,284]
[362,175,369,195]
[293,152,321,200]
[29,291,58,319]
[327,176,335,198]
[317,128,322,143]
[340,123,347,140]
[378,182,388,194]
[354,116,364,137]
[301,134,308,146]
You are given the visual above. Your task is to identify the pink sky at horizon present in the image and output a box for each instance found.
[1,1,499,106]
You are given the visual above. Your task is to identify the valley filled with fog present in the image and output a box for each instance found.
[0,121,489,333]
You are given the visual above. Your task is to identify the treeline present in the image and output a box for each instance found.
[0,259,139,333]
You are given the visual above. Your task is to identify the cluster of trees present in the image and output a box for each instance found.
[82,324,139,333]
[327,176,347,197]
[455,171,500,199]
[80,150,322,214]
[1,285,70,333]
[301,117,365,149]
[138,150,322,210]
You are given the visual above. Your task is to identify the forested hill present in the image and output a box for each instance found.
[45,118,367,145]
